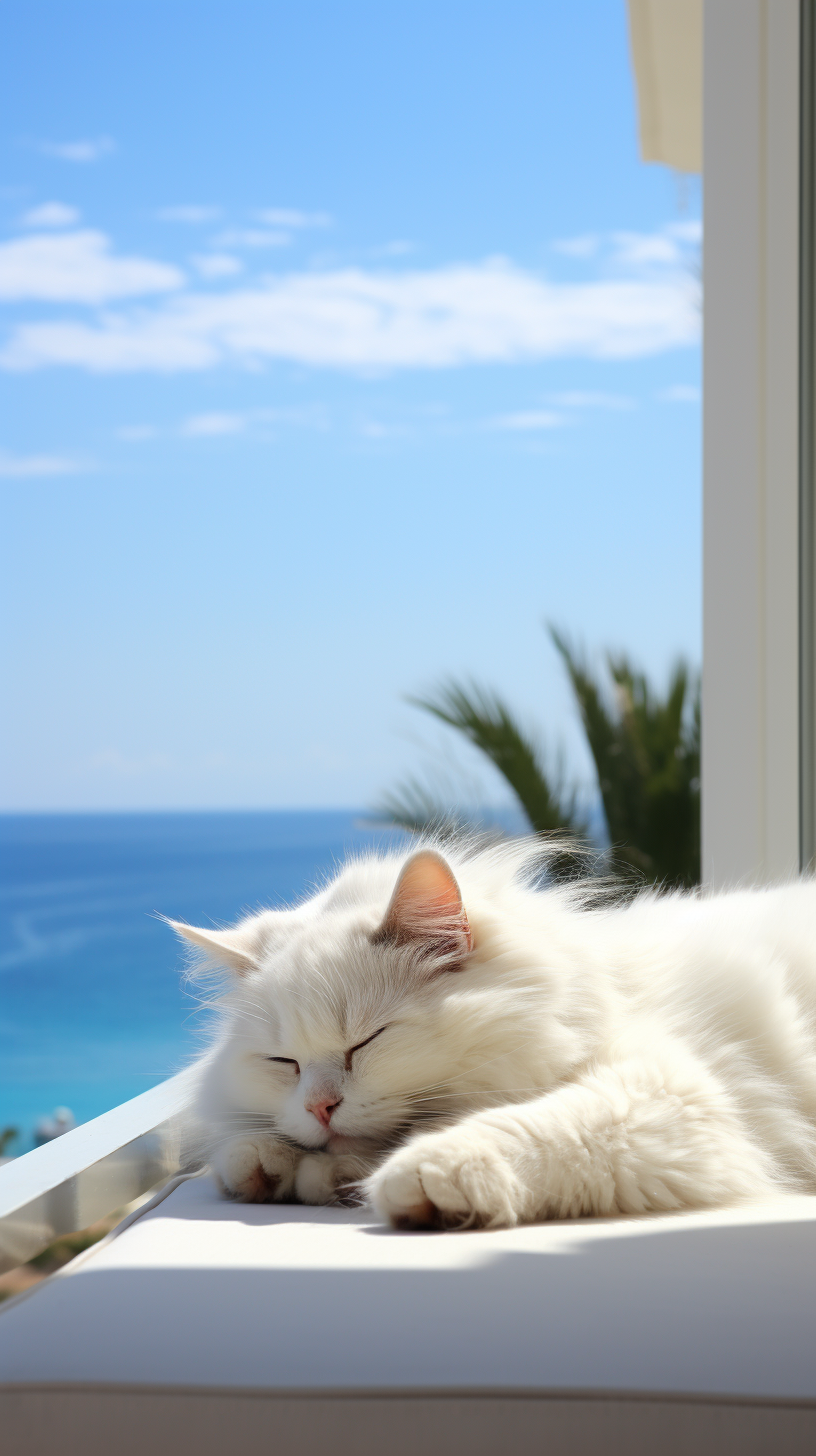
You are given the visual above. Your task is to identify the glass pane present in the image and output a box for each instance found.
[0,1,701,1142]
[801,0,816,868]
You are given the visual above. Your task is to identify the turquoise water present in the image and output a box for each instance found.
[0,811,404,1148]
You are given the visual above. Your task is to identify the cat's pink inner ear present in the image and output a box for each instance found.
[377,850,473,959]
[166,920,258,975]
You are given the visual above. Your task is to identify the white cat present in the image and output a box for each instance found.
[172,841,816,1229]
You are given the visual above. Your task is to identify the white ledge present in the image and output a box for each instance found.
[1,1174,814,1454]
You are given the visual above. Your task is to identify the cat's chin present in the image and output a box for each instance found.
[286,1131,373,1154]
[326,1131,383,1154]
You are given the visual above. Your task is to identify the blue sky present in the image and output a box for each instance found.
[0,0,701,814]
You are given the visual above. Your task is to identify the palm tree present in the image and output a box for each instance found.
[380,627,700,888]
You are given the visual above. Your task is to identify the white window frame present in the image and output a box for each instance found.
[702,0,813,885]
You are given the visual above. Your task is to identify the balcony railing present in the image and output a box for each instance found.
[0,1069,195,1272]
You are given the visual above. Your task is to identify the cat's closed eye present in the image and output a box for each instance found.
[344,1025,388,1071]
[267,1056,300,1073]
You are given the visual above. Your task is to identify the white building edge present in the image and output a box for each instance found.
[701,0,816,885]
[1,7,815,1453]
[634,0,814,885]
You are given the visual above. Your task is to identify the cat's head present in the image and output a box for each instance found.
[171,849,499,1154]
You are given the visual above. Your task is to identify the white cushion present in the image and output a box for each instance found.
[1,1175,814,1454]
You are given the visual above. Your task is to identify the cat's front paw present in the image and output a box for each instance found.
[212,1134,298,1203]
[295,1149,376,1206]
[366,1124,529,1230]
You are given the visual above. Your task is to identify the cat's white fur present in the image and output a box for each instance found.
[174,841,816,1228]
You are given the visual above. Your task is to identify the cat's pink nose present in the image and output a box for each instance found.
[306,1096,343,1129]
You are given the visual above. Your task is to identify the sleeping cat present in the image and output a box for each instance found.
[172,841,816,1228]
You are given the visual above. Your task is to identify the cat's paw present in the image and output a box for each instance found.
[212,1134,298,1203]
[367,1123,529,1230]
[294,1150,373,1206]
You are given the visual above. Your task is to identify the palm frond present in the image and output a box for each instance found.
[374,775,479,841]
[550,626,700,886]
[378,631,700,891]
[407,680,582,838]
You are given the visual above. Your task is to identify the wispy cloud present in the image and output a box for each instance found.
[0,221,700,374]
[40,136,115,164]
[550,390,635,409]
[554,221,701,272]
[370,240,416,258]
[492,389,637,433]
[669,220,702,243]
[181,411,247,436]
[611,221,701,270]
[212,228,290,249]
[613,231,682,267]
[0,229,183,303]
[359,419,404,439]
[20,202,80,229]
[1,262,698,372]
[158,205,221,224]
[178,405,327,437]
[192,253,243,278]
[256,208,331,229]
[659,383,700,403]
[552,234,600,258]
[0,449,89,477]
[492,409,563,431]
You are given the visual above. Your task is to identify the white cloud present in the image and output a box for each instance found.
[176,405,326,439]
[21,202,80,229]
[552,234,600,258]
[4,317,213,371]
[611,222,701,272]
[371,240,415,258]
[612,230,685,267]
[659,383,700,403]
[0,229,184,302]
[493,409,563,431]
[257,208,331,229]
[0,449,88,477]
[41,137,115,164]
[670,220,703,244]
[555,222,701,271]
[182,412,247,436]
[551,390,635,409]
[192,253,243,278]
[1,256,699,374]
[493,392,636,431]
[0,221,701,375]
[212,228,290,249]
[158,205,221,224]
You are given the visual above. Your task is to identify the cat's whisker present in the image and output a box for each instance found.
[402,1088,544,1104]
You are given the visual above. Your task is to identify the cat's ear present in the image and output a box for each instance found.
[374,850,473,964]
[165,920,260,975]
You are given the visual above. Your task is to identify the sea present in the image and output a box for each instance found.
[0,811,407,1151]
